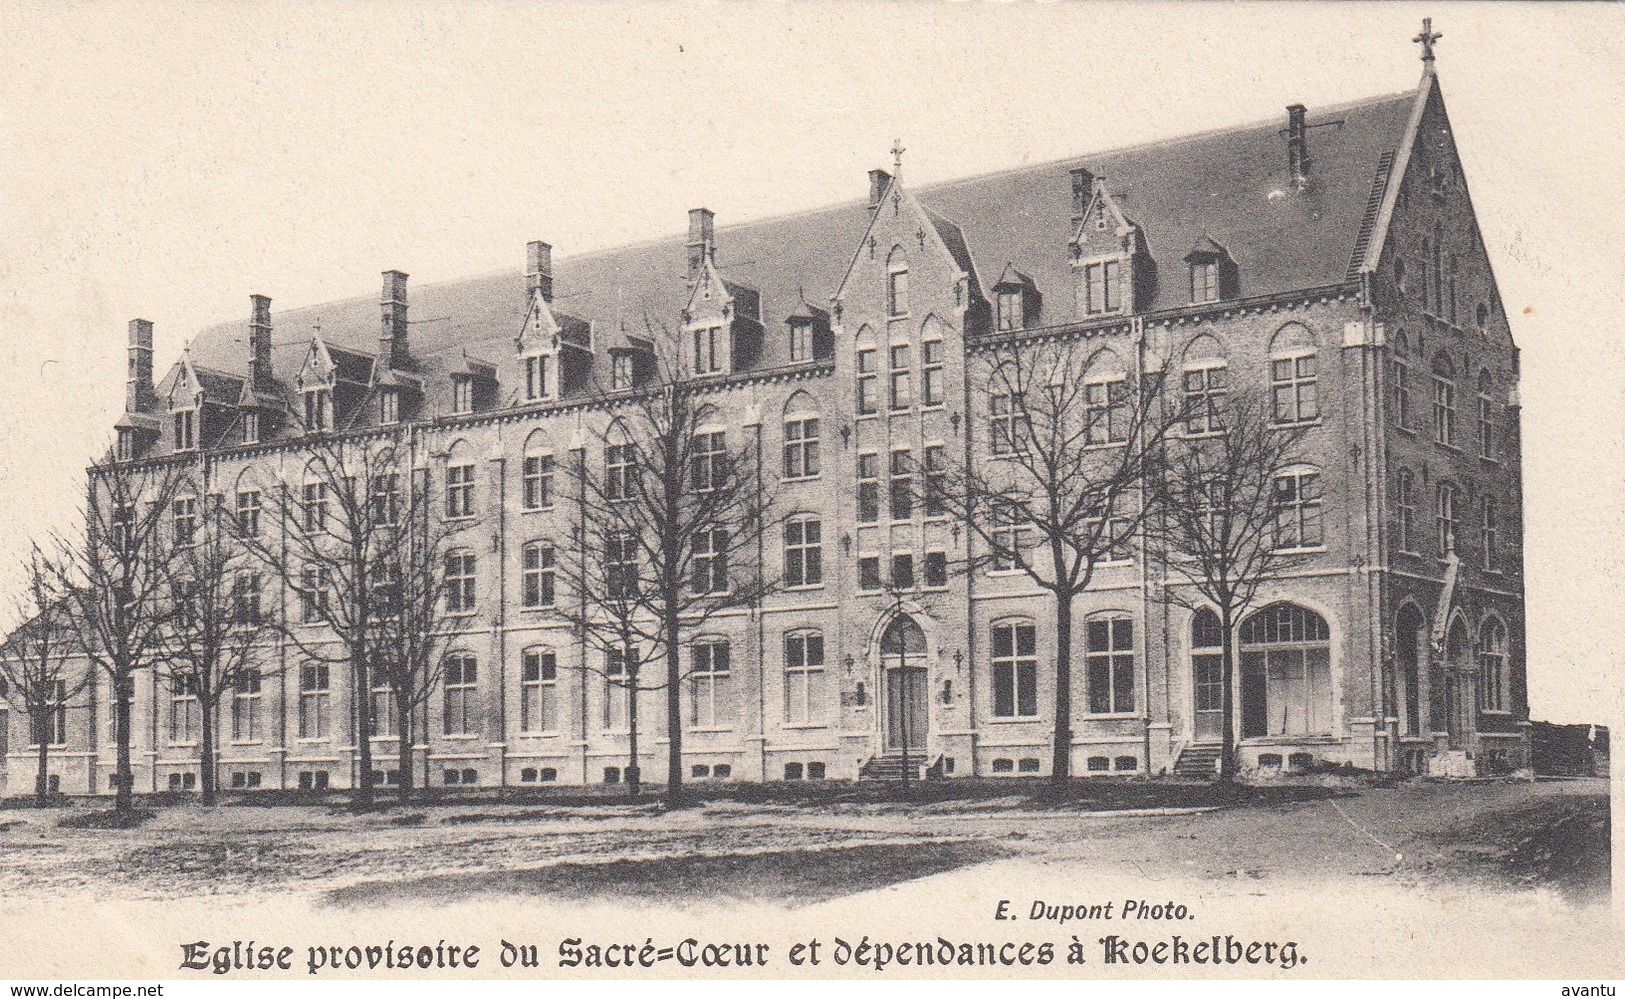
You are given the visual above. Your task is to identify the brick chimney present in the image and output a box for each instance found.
[686,208,715,284]
[868,168,892,213]
[126,319,155,413]
[526,241,554,304]
[248,294,273,392]
[1069,166,1095,222]
[380,270,409,369]
[1286,104,1310,189]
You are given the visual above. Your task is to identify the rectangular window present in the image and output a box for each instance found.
[991,622,1038,717]
[858,556,882,591]
[891,552,914,590]
[521,649,558,733]
[175,409,197,451]
[302,482,328,534]
[857,453,880,523]
[172,496,197,546]
[889,449,914,521]
[1271,354,1318,424]
[522,453,555,509]
[1086,617,1135,714]
[996,290,1022,331]
[603,648,631,731]
[923,444,947,516]
[303,389,330,431]
[921,339,944,405]
[1088,503,1133,563]
[298,664,330,739]
[612,353,634,390]
[1481,497,1498,571]
[231,669,262,742]
[784,516,822,588]
[889,344,912,411]
[235,489,261,538]
[446,463,476,518]
[783,418,819,479]
[856,347,878,415]
[924,551,948,588]
[1191,261,1219,303]
[1396,471,1417,553]
[1085,260,1122,314]
[689,640,732,728]
[443,655,477,735]
[693,327,722,374]
[1182,365,1226,435]
[692,432,727,492]
[1272,471,1324,550]
[605,443,635,501]
[691,527,729,595]
[990,391,1024,455]
[1477,394,1494,458]
[370,473,401,525]
[522,542,556,608]
[887,268,909,316]
[1434,377,1456,446]
[1392,359,1412,430]
[1437,484,1458,556]
[991,501,1027,572]
[784,631,826,724]
[242,410,260,445]
[1085,379,1128,445]
[379,389,399,425]
[789,323,810,362]
[452,377,475,415]
[445,550,477,613]
[233,572,262,626]
[370,673,397,738]
[299,567,330,624]
[606,530,637,600]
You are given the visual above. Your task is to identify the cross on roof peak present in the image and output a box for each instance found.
[1413,17,1442,66]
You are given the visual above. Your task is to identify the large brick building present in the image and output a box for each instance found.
[2,46,1529,794]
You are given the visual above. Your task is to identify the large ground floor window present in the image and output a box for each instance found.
[1239,603,1332,738]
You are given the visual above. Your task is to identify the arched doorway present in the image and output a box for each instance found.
[1239,603,1332,739]
[881,616,928,752]
[1395,604,1425,736]
[1444,618,1474,750]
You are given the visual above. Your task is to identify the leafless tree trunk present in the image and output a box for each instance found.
[931,336,1173,784]
[1144,386,1313,780]
[0,547,90,807]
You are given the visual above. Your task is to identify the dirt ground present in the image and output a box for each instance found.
[0,776,1607,907]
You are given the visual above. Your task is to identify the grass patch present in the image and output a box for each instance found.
[57,808,156,830]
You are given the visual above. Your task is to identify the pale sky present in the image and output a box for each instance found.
[0,2,1620,725]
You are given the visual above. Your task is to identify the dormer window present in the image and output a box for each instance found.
[303,388,331,431]
[116,428,135,462]
[996,289,1022,330]
[524,355,549,401]
[612,354,634,390]
[452,376,475,415]
[174,408,197,451]
[1083,261,1121,315]
[1183,238,1235,306]
[992,265,1041,332]
[1191,262,1219,303]
[378,388,399,426]
[693,327,722,375]
[242,410,261,445]
[789,323,810,362]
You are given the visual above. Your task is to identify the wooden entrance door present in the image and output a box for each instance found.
[886,667,928,751]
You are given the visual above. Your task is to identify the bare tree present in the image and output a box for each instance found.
[1144,385,1313,780]
[555,355,775,805]
[933,336,1173,783]
[239,434,435,810]
[0,547,91,806]
[58,457,187,822]
[159,499,283,804]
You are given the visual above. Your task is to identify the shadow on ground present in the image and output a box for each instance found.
[323,838,1003,910]
[1424,791,1610,904]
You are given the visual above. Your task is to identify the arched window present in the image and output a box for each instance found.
[1191,609,1224,741]
[783,392,820,480]
[784,629,825,724]
[1269,324,1318,424]
[1476,369,1495,459]
[520,646,558,733]
[886,250,909,317]
[990,618,1038,718]
[784,514,823,588]
[1085,614,1135,714]
[1181,335,1227,436]
[1477,618,1508,712]
[1432,353,1457,447]
[522,430,555,510]
[1436,482,1459,556]
[1396,468,1417,552]
[1084,349,1129,445]
[1239,603,1331,737]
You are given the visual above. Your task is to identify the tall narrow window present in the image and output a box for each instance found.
[370,473,401,525]
[1476,371,1495,459]
[444,550,477,613]
[784,515,822,588]
[1085,378,1128,444]
[1477,619,1507,712]
[990,386,1024,455]
[921,338,944,406]
[1191,610,1224,734]
[923,550,948,588]
[378,388,399,426]
[451,376,475,415]
[1392,355,1412,429]
[524,355,549,400]
[691,528,729,595]
[442,654,477,735]
[1419,238,1432,312]
[1481,497,1498,571]
[1182,364,1226,435]
[522,453,555,509]
[991,501,1028,572]
[303,388,331,431]
[606,531,637,600]
[1447,254,1459,326]
[520,648,557,733]
[923,444,947,516]
[241,410,261,445]
[299,567,331,624]
[611,353,634,390]
[856,342,878,415]
[783,418,819,479]
[888,449,914,521]
[689,639,732,728]
[788,323,811,362]
[692,431,727,492]
[605,443,634,501]
[1433,364,1456,447]
[1436,483,1459,556]
[1272,469,1324,550]
[1190,261,1219,303]
[298,664,330,739]
[889,344,912,411]
[231,669,262,742]
[1396,469,1417,553]
[174,408,197,451]
[1086,616,1135,714]
[172,496,197,546]
[856,454,879,523]
[302,482,328,534]
[1271,354,1318,423]
[521,541,556,608]
[693,327,722,374]
[887,265,909,317]
[997,289,1022,330]
[235,489,261,538]
[1084,260,1122,314]
[784,630,825,724]
[991,621,1038,717]
[233,572,262,626]
[603,648,631,731]
[370,673,397,738]
[1088,502,1133,562]
[446,463,476,518]
[167,676,199,744]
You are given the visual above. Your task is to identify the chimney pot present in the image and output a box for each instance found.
[380,270,409,370]
[868,168,892,211]
[526,240,554,304]
[1286,104,1310,187]
[248,295,272,393]
[126,319,155,413]
[686,208,715,283]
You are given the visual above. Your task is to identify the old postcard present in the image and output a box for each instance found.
[0,1,1617,985]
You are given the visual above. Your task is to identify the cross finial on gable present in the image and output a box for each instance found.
[890,138,906,175]
[1413,17,1442,66]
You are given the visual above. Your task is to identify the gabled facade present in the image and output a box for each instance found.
[5,44,1528,794]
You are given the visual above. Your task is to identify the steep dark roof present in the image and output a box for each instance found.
[180,87,1417,426]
